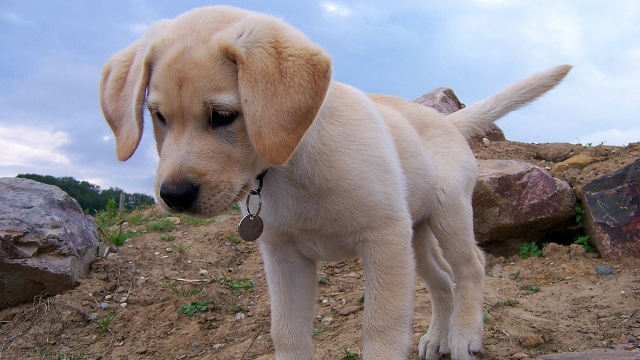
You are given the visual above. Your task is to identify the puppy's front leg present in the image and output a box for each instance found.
[361,224,416,359]
[260,239,318,360]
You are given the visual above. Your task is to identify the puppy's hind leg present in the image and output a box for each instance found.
[260,240,318,360]
[414,220,455,360]
[429,198,485,360]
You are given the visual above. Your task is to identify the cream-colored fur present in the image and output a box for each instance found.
[100,6,571,359]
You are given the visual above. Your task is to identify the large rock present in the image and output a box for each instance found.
[580,159,640,258]
[0,177,99,310]
[413,87,505,141]
[473,160,576,251]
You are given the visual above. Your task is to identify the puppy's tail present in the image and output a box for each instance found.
[446,64,572,139]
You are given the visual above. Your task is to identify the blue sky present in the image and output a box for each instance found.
[1,1,639,195]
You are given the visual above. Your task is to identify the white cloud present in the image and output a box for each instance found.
[520,11,583,59]
[1,11,34,26]
[0,126,70,167]
[320,2,353,18]
[129,23,148,35]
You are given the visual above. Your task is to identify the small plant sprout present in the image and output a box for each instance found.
[575,204,586,223]
[226,235,241,244]
[340,349,360,360]
[164,283,204,297]
[519,241,545,258]
[317,274,327,284]
[574,235,592,252]
[212,275,254,297]
[178,301,211,316]
[171,242,195,254]
[159,233,174,242]
[93,312,116,332]
[312,325,323,336]
[518,285,540,293]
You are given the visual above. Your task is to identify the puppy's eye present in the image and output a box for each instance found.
[209,110,237,128]
[156,112,167,125]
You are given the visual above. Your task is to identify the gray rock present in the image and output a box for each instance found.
[594,265,613,275]
[413,87,465,116]
[580,159,640,258]
[473,160,576,251]
[0,177,99,310]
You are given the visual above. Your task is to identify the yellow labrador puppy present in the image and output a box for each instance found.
[100,6,570,359]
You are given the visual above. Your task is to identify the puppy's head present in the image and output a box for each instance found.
[99,6,331,217]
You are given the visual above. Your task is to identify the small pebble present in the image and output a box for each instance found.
[104,295,113,300]
[100,302,109,309]
[119,296,128,303]
[338,306,361,316]
[234,313,245,321]
[519,332,544,348]
[321,299,329,305]
[120,303,127,308]
[248,301,256,307]
[165,247,172,252]
[321,316,334,325]
[482,137,490,146]
[595,265,612,275]
[199,269,209,276]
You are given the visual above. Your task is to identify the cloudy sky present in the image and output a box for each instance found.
[1,1,639,195]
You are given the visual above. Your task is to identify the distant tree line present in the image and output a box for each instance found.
[17,174,155,214]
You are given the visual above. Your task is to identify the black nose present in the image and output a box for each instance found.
[159,181,200,211]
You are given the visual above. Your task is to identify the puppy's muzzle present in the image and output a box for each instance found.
[159,181,200,211]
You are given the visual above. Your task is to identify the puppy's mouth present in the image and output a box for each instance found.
[157,179,251,218]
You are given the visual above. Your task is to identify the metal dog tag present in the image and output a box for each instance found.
[238,215,264,242]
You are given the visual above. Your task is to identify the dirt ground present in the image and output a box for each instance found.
[1,140,640,360]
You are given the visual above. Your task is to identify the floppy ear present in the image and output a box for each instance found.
[218,15,332,165]
[99,21,167,161]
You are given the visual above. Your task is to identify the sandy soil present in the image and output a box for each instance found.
[1,141,639,360]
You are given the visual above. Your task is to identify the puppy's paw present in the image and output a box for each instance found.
[418,331,449,360]
[447,321,483,360]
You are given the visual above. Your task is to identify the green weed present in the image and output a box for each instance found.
[226,203,241,215]
[159,233,174,242]
[38,345,84,360]
[179,215,212,226]
[519,241,547,259]
[317,275,327,285]
[165,283,204,297]
[213,275,254,297]
[103,227,139,246]
[573,234,592,252]
[171,242,194,254]
[178,301,210,316]
[226,235,241,244]
[518,285,540,293]
[496,299,518,307]
[340,349,359,360]
[312,326,323,336]
[92,312,116,332]
[575,204,586,224]
[146,218,176,232]
[127,213,144,226]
